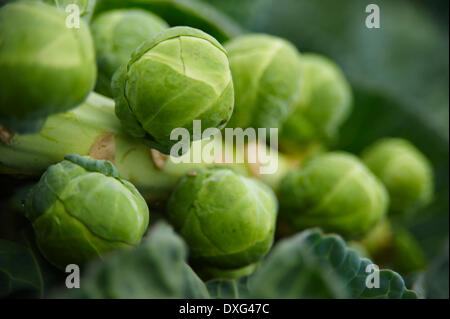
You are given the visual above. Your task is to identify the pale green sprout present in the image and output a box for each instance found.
[112,26,234,155]
[0,1,96,133]
[224,34,302,132]
[361,138,434,214]
[25,154,149,268]
[91,8,169,96]
[280,53,352,152]
[167,167,278,279]
[279,152,388,238]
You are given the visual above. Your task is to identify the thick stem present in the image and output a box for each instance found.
[0,93,297,201]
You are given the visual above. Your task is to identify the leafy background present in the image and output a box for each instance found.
[0,0,448,299]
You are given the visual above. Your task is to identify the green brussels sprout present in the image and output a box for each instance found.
[91,9,168,97]
[279,152,388,238]
[167,167,277,278]
[361,138,434,214]
[360,219,427,275]
[280,53,352,151]
[0,1,96,133]
[112,26,234,155]
[224,34,302,131]
[25,154,149,268]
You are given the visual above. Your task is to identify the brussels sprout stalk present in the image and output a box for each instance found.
[0,93,178,201]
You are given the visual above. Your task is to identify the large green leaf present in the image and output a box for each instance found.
[209,229,417,299]
[56,223,209,299]
[93,0,244,42]
[0,239,44,298]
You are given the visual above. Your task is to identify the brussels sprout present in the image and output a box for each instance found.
[280,53,352,150]
[279,152,388,238]
[224,34,302,131]
[167,167,278,279]
[25,154,149,268]
[112,27,234,155]
[361,138,434,214]
[0,1,96,133]
[91,9,169,97]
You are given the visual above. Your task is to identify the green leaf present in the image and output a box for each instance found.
[56,223,209,299]
[206,277,249,299]
[0,239,44,298]
[94,0,244,42]
[246,229,417,299]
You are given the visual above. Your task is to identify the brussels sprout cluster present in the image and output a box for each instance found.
[0,0,436,287]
